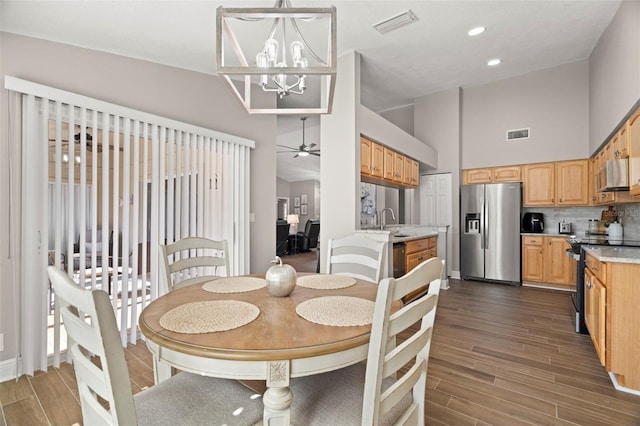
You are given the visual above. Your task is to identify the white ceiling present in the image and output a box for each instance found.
[1,0,622,182]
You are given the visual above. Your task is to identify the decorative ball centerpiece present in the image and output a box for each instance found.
[266,256,297,297]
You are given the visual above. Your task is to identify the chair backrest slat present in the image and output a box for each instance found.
[361,257,444,425]
[160,237,230,293]
[326,235,386,284]
[48,266,138,426]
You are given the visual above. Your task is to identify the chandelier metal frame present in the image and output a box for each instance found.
[216,1,336,114]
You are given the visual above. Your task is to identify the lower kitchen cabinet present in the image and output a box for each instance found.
[522,235,575,289]
[522,236,544,282]
[584,267,606,366]
[403,236,437,303]
[583,252,640,391]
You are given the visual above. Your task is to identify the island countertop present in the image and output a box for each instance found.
[583,246,640,264]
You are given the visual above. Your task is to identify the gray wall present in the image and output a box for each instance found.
[461,60,590,168]
[290,180,320,223]
[414,88,462,272]
[0,33,278,362]
[380,105,414,136]
[589,0,640,154]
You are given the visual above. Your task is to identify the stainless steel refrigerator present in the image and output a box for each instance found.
[460,182,522,285]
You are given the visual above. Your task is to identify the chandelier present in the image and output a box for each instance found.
[216,0,336,114]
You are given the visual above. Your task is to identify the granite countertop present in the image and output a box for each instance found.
[583,246,640,264]
[358,226,439,243]
[521,232,572,237]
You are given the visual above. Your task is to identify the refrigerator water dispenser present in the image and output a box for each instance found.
[465,214,480,234]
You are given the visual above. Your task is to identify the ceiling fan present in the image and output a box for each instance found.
[277,117,320,158]
[48,127,121,153]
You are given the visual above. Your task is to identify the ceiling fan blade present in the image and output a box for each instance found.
[293,153,299,158]
[307,143,316,149]
[310,152,320,157]
[277,144,297,151]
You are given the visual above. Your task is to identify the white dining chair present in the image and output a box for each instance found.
[326,234,387,284]
[159,237,229,294]
[47,265,263,426]
[289,257,445,425]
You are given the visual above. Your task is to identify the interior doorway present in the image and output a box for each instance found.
[276,197,289,220]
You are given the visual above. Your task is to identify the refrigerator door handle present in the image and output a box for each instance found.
[480,196,486,250]
[483,193,489,250]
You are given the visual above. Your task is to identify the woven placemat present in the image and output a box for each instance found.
[159,300,260,334]
[202,277,266,293]
[296,296,375,327]
[297,274,356,290]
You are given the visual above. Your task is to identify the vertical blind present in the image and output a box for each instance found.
[6,76,253,376]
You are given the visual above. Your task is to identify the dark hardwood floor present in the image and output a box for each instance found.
[2,277,639,425]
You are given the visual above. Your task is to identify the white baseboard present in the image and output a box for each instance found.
[0,358,18,382]
[450,270,460,279]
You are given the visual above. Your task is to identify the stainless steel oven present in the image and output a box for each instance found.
[393,243,406,278]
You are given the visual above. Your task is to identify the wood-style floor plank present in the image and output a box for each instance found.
[29,367,81,426]
[2,396,48,426]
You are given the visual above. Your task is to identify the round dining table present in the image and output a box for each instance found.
[138,273,379,426]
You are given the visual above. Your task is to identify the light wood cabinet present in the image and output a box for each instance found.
[494,165,522,182]
[361,136,418,189]
[462,165,522,185]
[360,137,384,178]
[523,160,589,207]
[360,137,372,175]
[403,156,413,185]
[522,236,544,282]
[584,267,606,366]
[403,236,437,303]
[628,107,640,197]
[523,163,555,206]
[371,141,384,178]
[583,252,640,391]
[410,160,419,187]
[383,147,394,180]
[543,237,575,288]
[522,235,575,289]
[463,168,493,184]
[393,152,404,183]
[555,160,589,206]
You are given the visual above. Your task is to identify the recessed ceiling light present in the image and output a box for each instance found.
[468,26,485,36]
[487,58,502,66]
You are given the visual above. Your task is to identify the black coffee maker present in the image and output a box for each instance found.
[522,212,544,233]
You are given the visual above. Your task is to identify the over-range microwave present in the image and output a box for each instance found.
[598,158,629,192]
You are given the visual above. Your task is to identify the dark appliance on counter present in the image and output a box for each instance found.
[522,212,544,233]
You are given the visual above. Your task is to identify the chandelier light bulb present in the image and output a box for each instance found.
[291,40,304,64]
[264,39,279,64]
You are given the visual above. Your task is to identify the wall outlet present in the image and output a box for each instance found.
[0,333,4,352]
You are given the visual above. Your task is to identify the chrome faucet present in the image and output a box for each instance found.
[380,208,396,230]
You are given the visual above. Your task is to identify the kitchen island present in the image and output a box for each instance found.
[582,246,640,395]
[356,225,448,289]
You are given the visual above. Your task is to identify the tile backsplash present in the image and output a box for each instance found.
[523,204,640,240]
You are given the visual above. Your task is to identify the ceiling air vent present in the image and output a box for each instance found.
[506,128,530,141]
[373,10,419,34]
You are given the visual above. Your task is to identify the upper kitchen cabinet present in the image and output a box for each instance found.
[360,137,384,178]
[383,147,394,181]
[555,160,589,206]
[523,163,555,206]
[628,107,640,197]
[462,165,521,185]
[393,151,405,184]
[360,136,419,189]
[463,167,493,184]
[523,160,589,207]
[360,137,372,175]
